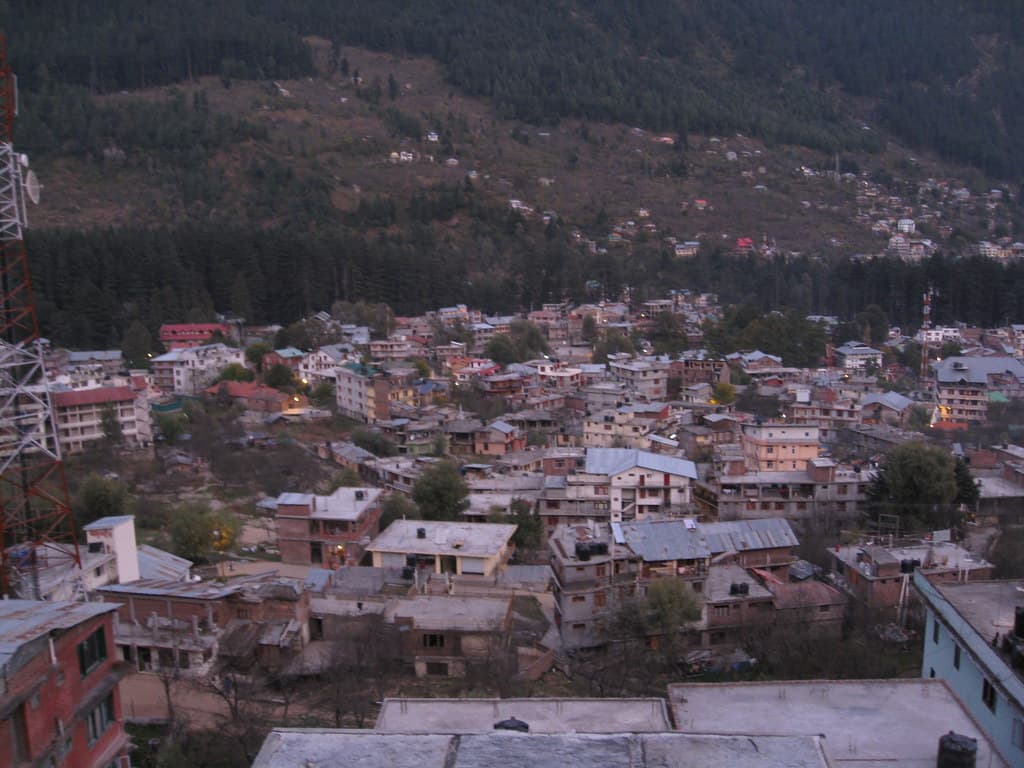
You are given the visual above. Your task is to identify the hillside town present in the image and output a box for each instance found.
[8,291,1024,767]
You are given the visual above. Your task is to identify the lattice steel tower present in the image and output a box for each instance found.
[0,35,79,597]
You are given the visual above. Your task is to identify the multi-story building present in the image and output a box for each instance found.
[150,343,245,395]
[366,520,517,577]
[98,573,310,676]
[741,423,820,472]
[916,574,1024,764]
[933,356,1024,423]
[335,362,415,423]
[784,398,858,443]
[276,487,383,567]
[298,342,356,383]
[608,357,668,401]
[159,322,230,350]
[698,457,869,526]
[261,347,306,371]
[50,384,152,453]
[0,600,130,768]
[536,448,697,535]
[828,540,992,618]
[549,517,799,648]
[583,409,655,449]
[669,351,730,387]
[834,341,884,372]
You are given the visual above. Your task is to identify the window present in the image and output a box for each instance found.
[932,618,940,644]
[86,693,115,744]
[423,634,445,649]
[596,565,606,577]
[714,605,730,617]
[982,679,997,712]
[818,605,830,612]
[953,644,961,670]
[572,595,586,603]
[425,662,449,676]
[594,592,606,608]
[78,627,107,678]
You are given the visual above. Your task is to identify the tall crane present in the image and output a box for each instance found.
[0,35,79,597]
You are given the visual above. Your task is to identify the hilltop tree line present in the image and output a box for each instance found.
[4,0,1024,176]
[25,203,1024,351]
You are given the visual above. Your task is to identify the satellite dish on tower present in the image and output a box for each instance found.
[23,169,39,205]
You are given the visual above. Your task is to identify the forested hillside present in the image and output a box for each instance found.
[2,1,1024,349]
[6,0,1024,176]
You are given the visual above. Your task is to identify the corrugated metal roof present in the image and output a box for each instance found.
[136,545,193,581]
[83,515,135,529]
[0,600,116,675]
[700,519,799,554]
[617,521,711,562]
[617,518,797,563]
[584,448,697,479]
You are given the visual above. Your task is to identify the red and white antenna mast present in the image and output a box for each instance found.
[0,35,79,597]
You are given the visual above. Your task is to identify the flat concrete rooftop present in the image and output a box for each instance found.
[668,678,1009,768]
[252,730,830,768]
[375,697,672,733]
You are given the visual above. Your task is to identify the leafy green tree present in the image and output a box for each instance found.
[581,315,598,342]
[329,468,362,489]
[310,381,335,407]
[264,363,295,389]
[74,475,130,529]
[711,382,736,405]
[156,413,188,444]
[908,404,931,431]
[867,442,960,530]
[650,312,687,356]
[378,493,419,531]
[954,458,980,510]
[412,461,469,521]
[121,320,153,369]
[485,334,519,366]
[592,330,635,364]
[99,404,123,448]
[169,503,238,563]
[352,427,398,457]
[218,362,254,382]
[245,342,272,371]
[509,497,541,550]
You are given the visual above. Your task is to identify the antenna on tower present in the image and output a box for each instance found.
[0,34,79,598]
[919,286,935,381]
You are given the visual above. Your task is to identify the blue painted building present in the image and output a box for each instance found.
[915,572,1024,766]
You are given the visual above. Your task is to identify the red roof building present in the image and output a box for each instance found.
[159,323,230,350]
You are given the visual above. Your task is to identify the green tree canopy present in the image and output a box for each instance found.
[264,363,295,389]
[73,475,130,530]
[412,461,469,521]
[867,441,962,530]
[218,362,254,382]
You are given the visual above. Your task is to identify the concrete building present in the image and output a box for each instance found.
[828,539,992,618]
[933,356,1024,423]
[384,596,513,677]
[98,573,310,676]
[335,362,415,423]
[916,574,1024,764]
[0,600,130,768]
[834,341,884,371]
[668,678,1009,767]
[275,487,383,567]
[740,423,820,472]
[698,458,869,526]
[366,520,517,577]
[150,343,245,395]
[536,448,698,535]
[253,730,831,768]
[51,384,152,453]
[158,322,230,350]
[374,697,672,733]
[549,517,799,648]
[608,357,669,400]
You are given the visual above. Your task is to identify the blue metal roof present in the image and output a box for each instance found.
[584,448,697,480]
